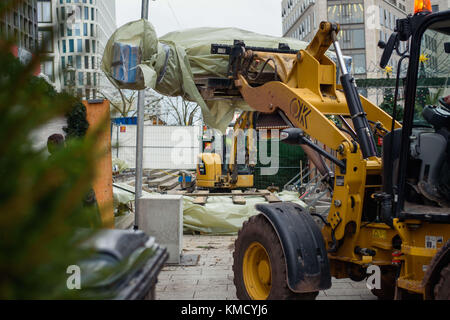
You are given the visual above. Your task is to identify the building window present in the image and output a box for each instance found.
[379,7,383,26]
[74,23,80,36]
[37,0,52,23]
[38,29,53,52]
[77,39,82,52]
[76,55,81,68]
[351,53,366,74]
[69,39,74,52]
[85,39,90,52]
[85,56,89,69]
[83,23,87,36]
[78,71,83,85]
[84,6,89,20]
[62,39,67,52]
[41,60,54,81]
[340,29,365,49]
[328,3,364,24]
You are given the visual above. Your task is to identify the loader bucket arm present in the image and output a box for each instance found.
[234,22,400,244]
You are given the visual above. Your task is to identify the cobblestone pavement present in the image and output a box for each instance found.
[155,235,377,300]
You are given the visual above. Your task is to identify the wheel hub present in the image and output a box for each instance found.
[242,242,272,300]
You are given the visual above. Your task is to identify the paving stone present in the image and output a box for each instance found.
[360,293,378,300]
[350,281,369,289]
[320,295,364,300]
[198,278,233,286]
[194,291,231,300]
[157,291,195,300]
[327,282,354,289]
[324,288,373,296]
[156,235,377,300]
[157,277,199,285]
[331,277,353,283]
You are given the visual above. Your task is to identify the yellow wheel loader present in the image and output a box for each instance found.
[205,2,450,300]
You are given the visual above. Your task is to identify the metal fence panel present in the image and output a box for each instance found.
[112,125,202,170]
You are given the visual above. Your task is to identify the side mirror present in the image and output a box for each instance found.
[380,32,399,69]
[280,128,306,145]
[378,41,386,49]
[444,42,450,54]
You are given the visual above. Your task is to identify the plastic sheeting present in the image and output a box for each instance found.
[182,191,307,235]
[102,19,352,133]
[112,185,306,234]
[113,183,152,214]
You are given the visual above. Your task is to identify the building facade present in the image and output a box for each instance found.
[37,0,116,98]
[0,0,39,62]
[281,0,413,79]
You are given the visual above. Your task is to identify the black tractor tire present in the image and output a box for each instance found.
[434,264,450,300]
[233,214,318,300]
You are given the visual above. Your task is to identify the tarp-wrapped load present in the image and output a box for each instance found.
[102,19,351,132]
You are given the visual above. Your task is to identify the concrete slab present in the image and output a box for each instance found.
[138,195,183,264]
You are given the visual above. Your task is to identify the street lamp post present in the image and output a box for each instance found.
[134,0,150,230]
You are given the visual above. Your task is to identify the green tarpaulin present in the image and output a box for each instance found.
[102,19,347,132]
[182,191,307,235]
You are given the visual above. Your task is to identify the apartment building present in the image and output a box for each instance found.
[0,0,39,63]
[281,0,412,79]
[37,0,116,98]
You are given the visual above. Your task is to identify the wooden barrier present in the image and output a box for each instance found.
[83,99,114,228]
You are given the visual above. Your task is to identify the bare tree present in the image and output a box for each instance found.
[162,96,202,126]
[99,87,165,119]
[99,87,137,118]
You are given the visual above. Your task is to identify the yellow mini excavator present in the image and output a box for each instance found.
[200,1,450,300]
[196,111,257,190]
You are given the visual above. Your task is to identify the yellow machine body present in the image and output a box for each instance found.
[230,20,449,299]
[196,153,254,189]
[197,110,256,190]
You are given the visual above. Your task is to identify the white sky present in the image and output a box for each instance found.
[115,0,282,37]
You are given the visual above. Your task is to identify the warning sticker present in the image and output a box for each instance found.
[372,229,387,240]
[425,236,443,249]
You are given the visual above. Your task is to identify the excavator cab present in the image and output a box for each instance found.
[374,5,450,299]
[378,7,450,224]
